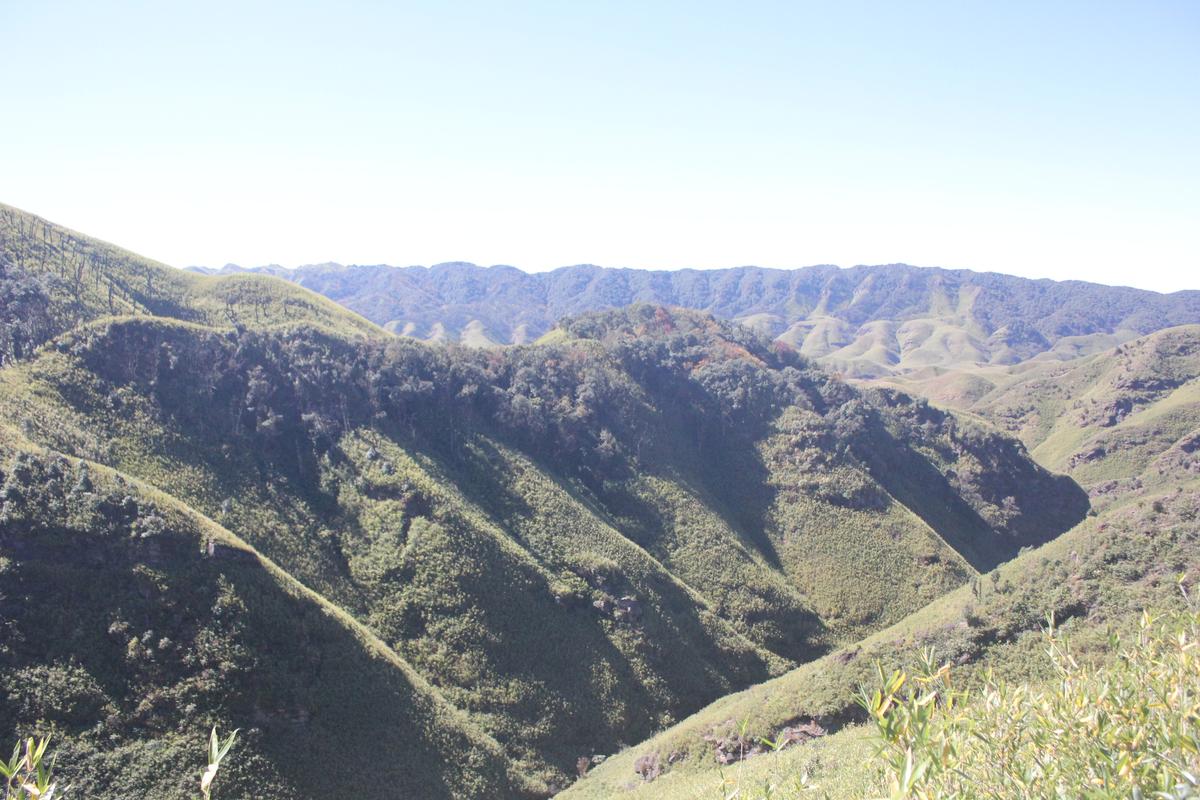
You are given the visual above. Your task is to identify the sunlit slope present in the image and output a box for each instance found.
[882,325,1200,500]
[0,202,382,344]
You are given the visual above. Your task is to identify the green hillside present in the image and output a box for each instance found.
[881,324,1200,502]
[0,204,1089,796]
[563,436,1199,799]
[0,425,537,799]
[565,326,1200,798]
[0,202,381,366]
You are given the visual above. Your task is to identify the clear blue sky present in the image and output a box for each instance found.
[2,1,1197,291]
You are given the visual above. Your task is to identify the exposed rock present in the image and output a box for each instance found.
[833,647,860,665]
[633,752,661,782]
[1100,398,1133,427]
[1069,445,1107,468]
[776,720,826,748]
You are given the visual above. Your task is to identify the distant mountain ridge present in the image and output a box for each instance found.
[194,261,1200,375]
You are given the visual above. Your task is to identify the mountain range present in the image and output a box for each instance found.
[2,202,1198,798]
[195,261,1200,376]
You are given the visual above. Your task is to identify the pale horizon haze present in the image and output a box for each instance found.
[2,1,1198,292]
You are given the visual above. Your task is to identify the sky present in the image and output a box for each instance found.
[2,1,1197,292]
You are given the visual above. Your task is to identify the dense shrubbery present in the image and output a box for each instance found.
[55,307,1080,566]
[862,600,1200,799]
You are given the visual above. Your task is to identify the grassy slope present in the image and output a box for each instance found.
[565,326,1200,798]
[563,472,1199,798]
[0,202,381,340]
[0,425,538,800]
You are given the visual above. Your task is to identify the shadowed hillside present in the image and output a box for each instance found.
[0,426,538,800]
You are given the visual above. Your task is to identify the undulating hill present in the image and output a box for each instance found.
[0,205,1093,797]
[198,260,1200,375]
[881,324,1200,503]
[0,203,380,368]
[565,325,1200,797]
[0,425,539,799]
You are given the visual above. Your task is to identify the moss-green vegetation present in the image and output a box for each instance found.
[10,206,1176,799]
[564,328,1200,798]
[0,428,537,799]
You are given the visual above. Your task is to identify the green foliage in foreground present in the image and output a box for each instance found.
[863,599,1200,800]
[3,726,237,800]
[606,599,1200,800]
[28,592,1175,799]
[2,736,57,800]
[199,728,237,800]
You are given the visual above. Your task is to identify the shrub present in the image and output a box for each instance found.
[1,727,236,800]
[1,737,56,800]
[859,594,1200,799]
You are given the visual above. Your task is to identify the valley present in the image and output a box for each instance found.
[1,204,1196,798]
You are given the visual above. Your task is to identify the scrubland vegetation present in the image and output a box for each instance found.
[862,601,1199,800]
[2,203,1198,799]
